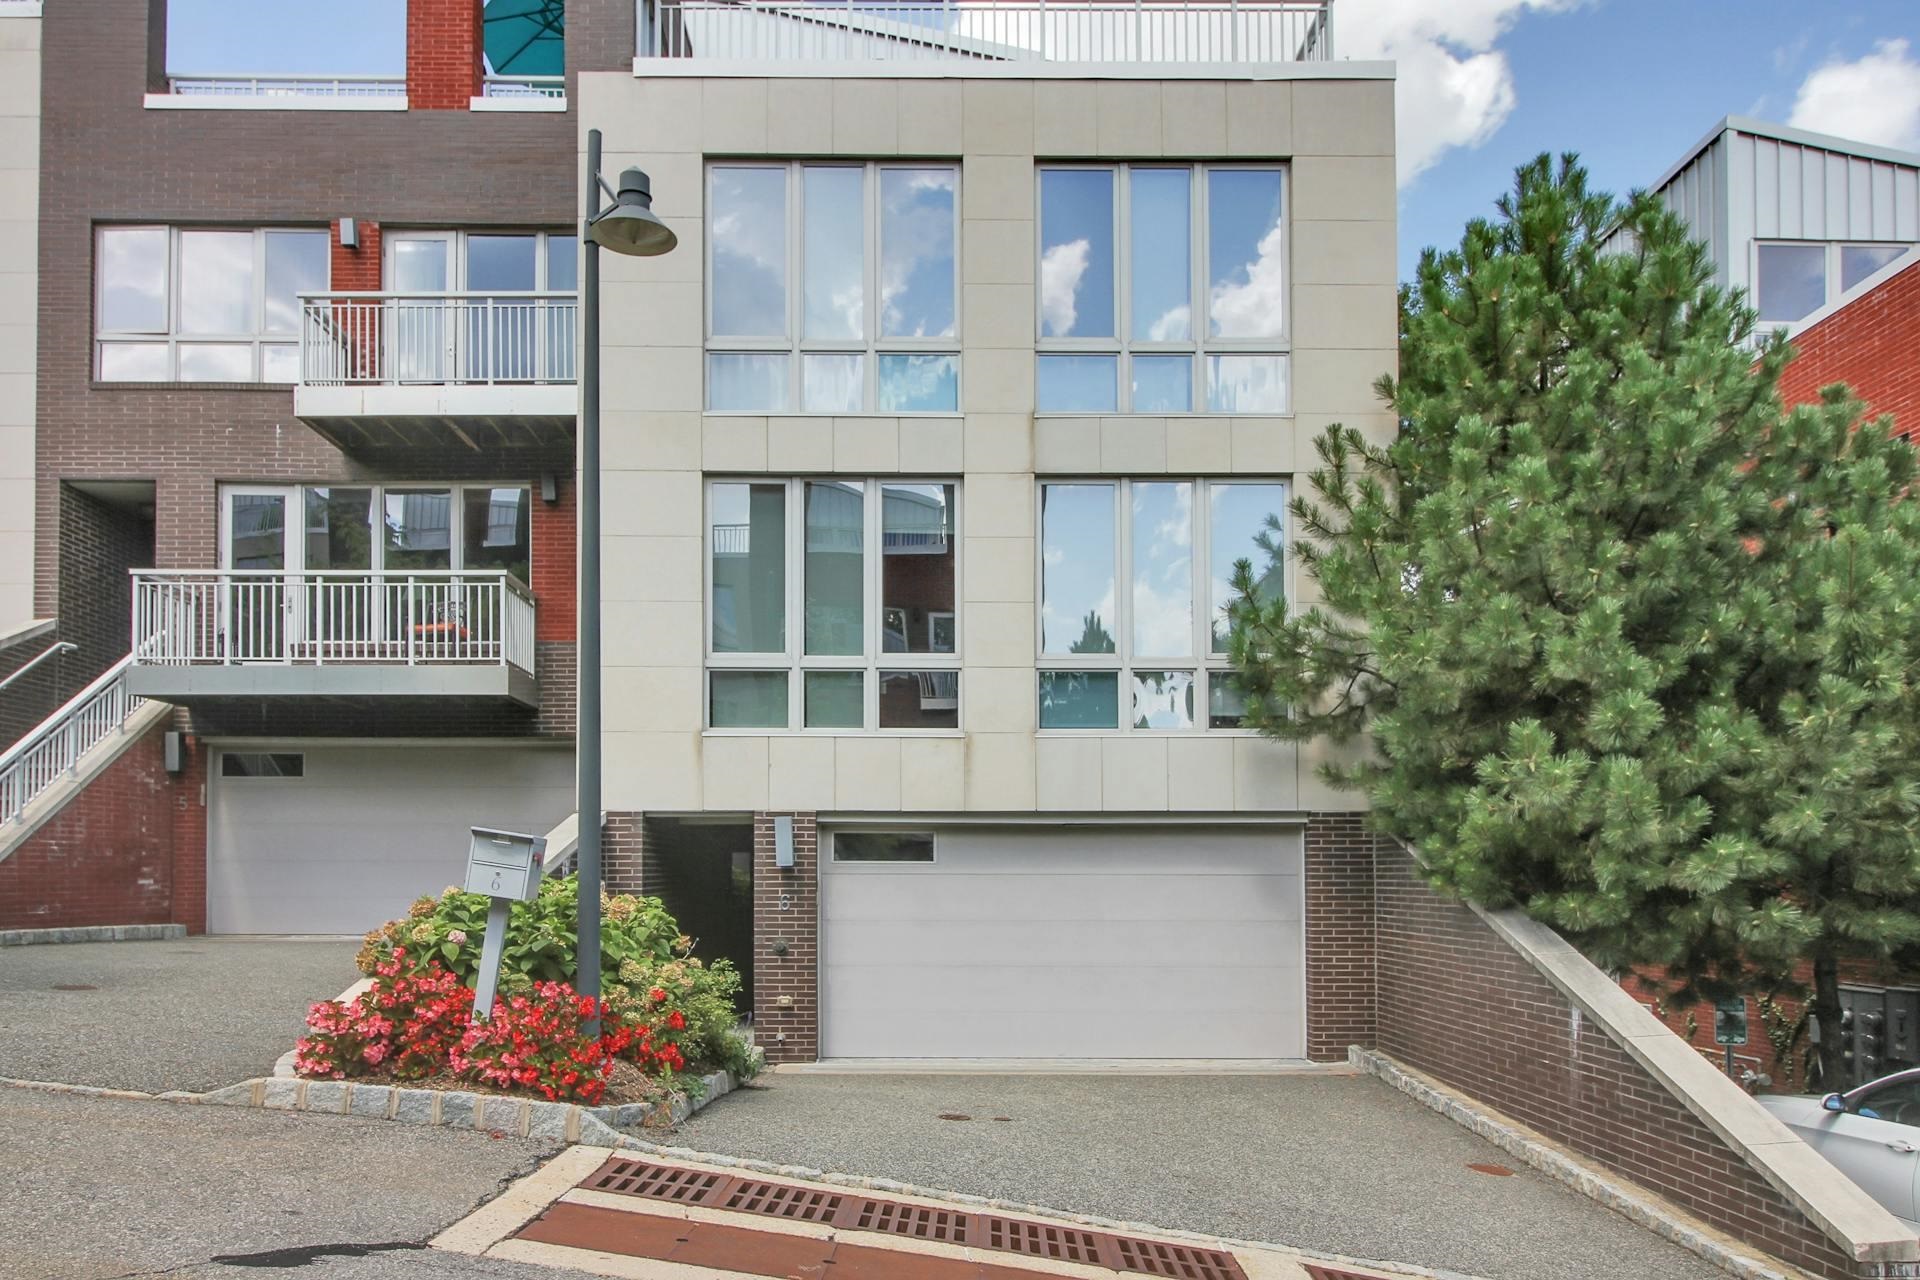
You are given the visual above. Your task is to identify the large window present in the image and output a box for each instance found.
[1754,240,1913,325]
[1036,165,1289,415]
[221,482,533,584]
[706,162,960,414]
[1037,479,1284,731]
[707,478,960,730]
[96,226,330,382]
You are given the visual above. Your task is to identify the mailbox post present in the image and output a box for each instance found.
[465,827,547,1021]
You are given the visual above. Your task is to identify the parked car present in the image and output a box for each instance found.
[1758,1068,1920,1230]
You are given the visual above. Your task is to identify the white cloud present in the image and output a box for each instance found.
[1789,38,1920,152]
[1208,224,1288,339]
[1334,0,1589,187]
[1039,238,1091,337]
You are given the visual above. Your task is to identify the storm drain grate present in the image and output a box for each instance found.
[587,1158,727,1205]
[1113,1236,1246,1280]
[580,1159,1247,1280]
[854,1200,970,1243]
[985,1217,1105,1264]
[723,1179,845,1223]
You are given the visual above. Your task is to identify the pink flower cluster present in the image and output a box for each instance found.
[292,948,474,1082]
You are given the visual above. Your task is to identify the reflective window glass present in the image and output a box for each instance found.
[178,343,252,381]
[98,343,168,381]
[1756,243,1826,323]
[1131,355,1192,413]
[1037,353,1117,412]
[804,671,864,728]
[1039,169,1116,339]
[263,231,329,335]
[383,489,454,571]
[462,487,533,583]
[1130,482,1192,658]
[803,353,863,414]
[1208,483,1285,652]
[710,166,789,338]
[879,168,957,339]
[1207,674,1248,729]
[878,354,958,412]
[710,482,787,654]
[1130,168,1192,341]
[804,481,865,657]
[708,352,790,412]
[804,167,865,340]
[98,228,169,332]
[710,671,789,728]
[1207,354,1289,413]
[1038,671,1119,729]
[1207,169,1286,339]
[879,670,958,728]
[1132,670,1195,729]
[546,236,579,291]
[1041,484,1116,655]
[881,484,955,654]
[303,487,375,571]
[178,231,256,334]
[1842,244,1906,293]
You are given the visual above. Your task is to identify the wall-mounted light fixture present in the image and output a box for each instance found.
[339,217,358,249]
[540,471,559,504]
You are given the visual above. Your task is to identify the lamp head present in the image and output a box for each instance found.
[588,168,678,256]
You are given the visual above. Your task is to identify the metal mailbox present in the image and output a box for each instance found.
[464,827,547,903]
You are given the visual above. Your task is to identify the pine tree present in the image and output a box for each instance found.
[1226,154,1920,1086]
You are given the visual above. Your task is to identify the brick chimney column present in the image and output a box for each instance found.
[407,0,485,110]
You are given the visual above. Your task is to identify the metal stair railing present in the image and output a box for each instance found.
[0,655,144,826]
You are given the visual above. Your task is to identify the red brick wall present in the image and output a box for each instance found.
[0,719,195,931]
[1304,813,1378,1061]
[407,0,484,110]
[754,811,818,1064]
[1777,258,1920,440]
[1374,844,1863,1279]
[533,473,576,643]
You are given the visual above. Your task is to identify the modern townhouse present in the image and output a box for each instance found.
[0,0,1398,1070]
[579,0,1396,1063]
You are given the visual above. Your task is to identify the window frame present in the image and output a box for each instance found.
[1751,239,1914,325]
[1034,477,1286,734]
[381,228,578,293]
[217,481,536,583]
[95,224,332,385]
[219,752,306,778]
[704,476,964,733]
[704,160,963,416]
[1034,163,1291,416]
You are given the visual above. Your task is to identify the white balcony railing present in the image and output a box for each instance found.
[643,0,1333,64]
[298,292,578,387]
[166,73,408,99]
[0,657,142,827]
[482,74,567,99]
[131,570,536,675]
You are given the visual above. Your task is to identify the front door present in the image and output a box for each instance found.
[386,232,457,382]
[220,487,293,661]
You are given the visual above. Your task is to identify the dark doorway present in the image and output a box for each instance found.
[648,818,755,1012]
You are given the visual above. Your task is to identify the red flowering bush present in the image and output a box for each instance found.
[293,948,474,1081]
[449,980,624,1104]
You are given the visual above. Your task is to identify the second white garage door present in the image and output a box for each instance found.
[208,743,577,935]
[820,825,1304,1060]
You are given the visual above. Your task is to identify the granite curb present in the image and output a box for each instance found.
[0,1067,739,1143]
[1350,1047,1801,1280]
[0,923,187,946]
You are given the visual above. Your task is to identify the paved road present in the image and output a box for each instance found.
[0,937,359,1092]
[0,1086,595,1280]
[670,1071,1729,1280]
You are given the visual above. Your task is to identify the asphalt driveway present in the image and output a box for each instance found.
[670,1071,1729,1280]
[0,937,359,1093]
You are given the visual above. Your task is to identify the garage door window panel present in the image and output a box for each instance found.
[832,831,935,863]
[1038,479,1281,732]
[708,478,960,731]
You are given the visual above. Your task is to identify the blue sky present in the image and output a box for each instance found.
[171,1,1919,281]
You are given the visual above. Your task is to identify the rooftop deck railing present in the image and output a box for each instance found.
[299,292,578,387]
[165,73,408,99]
[643,0,1333,64]
[131,570,536,676]
[482,73,567,99]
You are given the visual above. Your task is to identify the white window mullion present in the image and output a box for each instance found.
[1117,167,1133,413]
[1116,477,1134,731]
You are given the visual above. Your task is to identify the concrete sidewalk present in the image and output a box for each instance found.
[0,936,358,1092]
[669,1071,1730,1280]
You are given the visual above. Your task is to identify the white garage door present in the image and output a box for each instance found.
[820,825,1304,1060]
[209,744,576,934]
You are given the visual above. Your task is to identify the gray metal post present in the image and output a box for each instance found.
[471,898,513,1021]
[578,127,605,1037]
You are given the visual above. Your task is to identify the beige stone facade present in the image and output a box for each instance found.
[0,7,38,632]
[581,67,1396,818]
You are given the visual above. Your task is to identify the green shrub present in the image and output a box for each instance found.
[359,875,751,1075]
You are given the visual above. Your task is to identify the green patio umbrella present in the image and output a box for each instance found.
[484,0,565,77]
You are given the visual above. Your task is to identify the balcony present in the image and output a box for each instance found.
[146,74,411,112]
[126,570,539,707]
[641,0,1333,66]
[294,292,578,453]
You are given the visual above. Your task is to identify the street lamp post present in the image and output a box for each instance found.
[579,128,678,1035]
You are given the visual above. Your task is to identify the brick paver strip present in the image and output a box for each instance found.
[517,1201,1060,1279]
